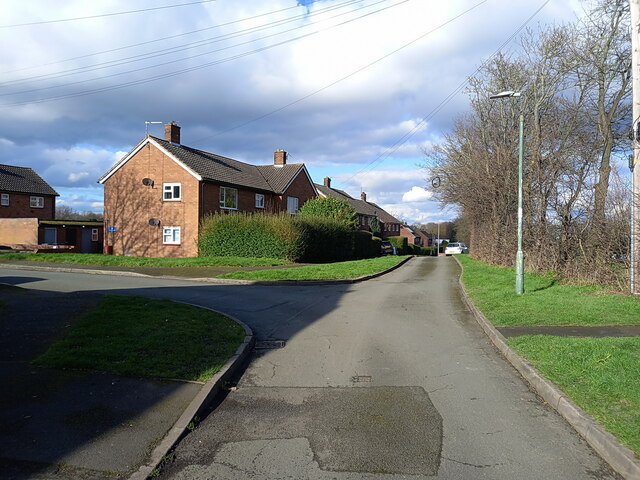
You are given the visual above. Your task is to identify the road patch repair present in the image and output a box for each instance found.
[159,386,443,477]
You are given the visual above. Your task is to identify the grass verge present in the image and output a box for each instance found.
[35,295,246,382]
[217,255,407,281]
[507,336,640,454]
[0,252,289,267]
[457,255,640,455]
[457,255,640,326]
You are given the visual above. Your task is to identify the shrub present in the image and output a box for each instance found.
[407,244,422,255]
[353,230,380,259]
[198,212,365,263]
[298,196,358,230]
[388,236,408,255]
[421,246,436,256]
[293,216,353,262]
[198,212,300,260]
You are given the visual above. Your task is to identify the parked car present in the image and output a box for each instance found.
[445,242,469,255]
[381,241,396,255]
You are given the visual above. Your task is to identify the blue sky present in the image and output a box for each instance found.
[0,0,582,224]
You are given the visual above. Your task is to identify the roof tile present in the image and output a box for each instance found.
[0,164,59,196]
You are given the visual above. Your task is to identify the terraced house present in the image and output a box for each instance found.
[315,177,402,238]
[99,122,317,257]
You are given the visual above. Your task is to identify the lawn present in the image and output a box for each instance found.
[35,295,246,382]
[457,255,640,455]
[0,252,288,267]
[456,255,640,326]
[217,255,407,281]
[508,336,640,454]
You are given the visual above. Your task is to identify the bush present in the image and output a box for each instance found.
[388,236,408,255]
[421,246,436,256]
[198,212,379,263]
[298,196,358,230]
[293,216,353,263]
[353,231,381,259]
[199,212,300,260]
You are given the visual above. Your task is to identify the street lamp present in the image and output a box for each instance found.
[490,90,525,294]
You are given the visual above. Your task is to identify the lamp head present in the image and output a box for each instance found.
[490,90,521,99]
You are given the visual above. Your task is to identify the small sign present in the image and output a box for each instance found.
[107,226,117,233]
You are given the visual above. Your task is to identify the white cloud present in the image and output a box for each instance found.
[402,186,431,203]
[68,172,90,182]
[0,1,583,220]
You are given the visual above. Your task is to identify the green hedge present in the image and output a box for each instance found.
[421,246,436,256]
[388,236,408,255]
[353,231,381,259]
[198,212,300,260]
[198,212,381,262]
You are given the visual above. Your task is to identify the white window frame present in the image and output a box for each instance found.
[163,183,181,201]
[91,228,99,242]
[287,196,299,215]
[162,226,181,245]
[255,193,265,209]
[30,196,44,208]
[0,193,9,206]
[220,187,238,209]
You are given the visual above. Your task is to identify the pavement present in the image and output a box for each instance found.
[0,259,639,480]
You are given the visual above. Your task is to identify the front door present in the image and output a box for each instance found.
[44,228,57,244]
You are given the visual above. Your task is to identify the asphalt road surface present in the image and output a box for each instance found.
[0,257,620,479]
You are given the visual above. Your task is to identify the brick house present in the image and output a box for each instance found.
[0,164,104,252]
[0,164,58,220]
[400,224,421,246]
[315,177,401,239]
[99,122,317,257]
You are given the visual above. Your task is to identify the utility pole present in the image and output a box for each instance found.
[631,0,640,294]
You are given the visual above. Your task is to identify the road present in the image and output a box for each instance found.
[0,257,619,479]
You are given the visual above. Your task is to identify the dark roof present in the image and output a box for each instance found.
[315,184,401,224]
[0,164,59,196]
[103,136,308,194]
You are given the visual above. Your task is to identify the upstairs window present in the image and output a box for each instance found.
[287,196,299,215]
[163,183,181,201]
[1,193,9,206]
[30,196,44,208]
[220,187,238,209]
[255,193,265,209]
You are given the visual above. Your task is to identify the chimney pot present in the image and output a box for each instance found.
[165,122,181,144]
[361,192,367,202]
[324,177,331,188]
[274,150,287,166]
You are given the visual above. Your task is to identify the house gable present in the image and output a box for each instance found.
[98,137,202,185]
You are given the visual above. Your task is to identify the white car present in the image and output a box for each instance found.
[445,242,469,255]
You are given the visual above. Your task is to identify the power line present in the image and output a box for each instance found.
[335,0,552,189]
[0,0,407,106]
[0,0,216,29]
[0,0,365,90]
[1,0,361,81]
[192,0,489,143]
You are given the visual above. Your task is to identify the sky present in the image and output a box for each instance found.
[0,0,584,224]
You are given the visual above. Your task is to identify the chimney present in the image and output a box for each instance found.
[324,177,331,188]
[361,192,367,202]
[164,122,181,144]
[274,150,287,166]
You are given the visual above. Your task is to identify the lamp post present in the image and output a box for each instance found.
[490,90,524,294]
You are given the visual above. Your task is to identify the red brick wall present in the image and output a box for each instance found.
[276,170,317,212]
[0,192,55,220]
[200,183,277,217]
[103,142,200,257]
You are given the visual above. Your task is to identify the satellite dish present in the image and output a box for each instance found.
[142,178,154,186]
[148,218,160,226]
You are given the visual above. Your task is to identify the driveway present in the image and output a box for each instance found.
[0,258,621,479]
